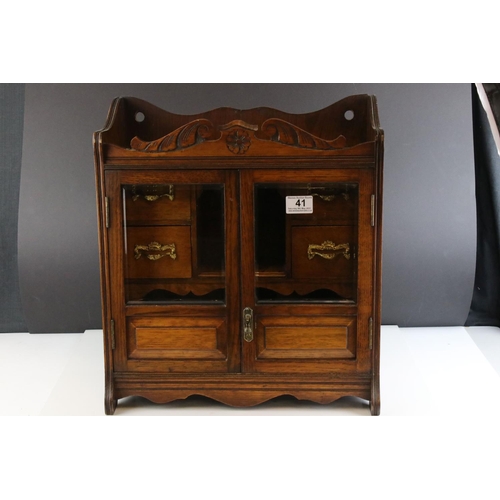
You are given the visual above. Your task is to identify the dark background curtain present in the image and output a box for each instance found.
[466,84,500,326]
[0,83,27,332]
[18,83,476,332]
[0,83,479,332]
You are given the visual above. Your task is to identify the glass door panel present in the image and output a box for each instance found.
[254,182,358,303]
[123,183,226,304]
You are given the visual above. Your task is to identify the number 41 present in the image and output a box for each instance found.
[295,199,306,207]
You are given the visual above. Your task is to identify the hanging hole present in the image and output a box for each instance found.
[344,110,354,121]
[135,111,145,123]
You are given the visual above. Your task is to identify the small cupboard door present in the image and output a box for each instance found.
[240,169,375,375]
[105,170,240,373]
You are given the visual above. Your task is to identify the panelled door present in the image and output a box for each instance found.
[105,167,375,377]
[105,169,241,374]
[240,168,375,375]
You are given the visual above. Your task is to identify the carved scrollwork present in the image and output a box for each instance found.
[261,118,347,150]
[130,119,219,152]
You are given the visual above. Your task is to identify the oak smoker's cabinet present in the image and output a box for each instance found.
[94,95,384,415]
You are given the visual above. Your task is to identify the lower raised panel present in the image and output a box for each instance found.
[256,315,356,360]
[127,316,227,360]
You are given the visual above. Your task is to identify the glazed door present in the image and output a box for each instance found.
[105,170,240,373]
[240,169,375,374]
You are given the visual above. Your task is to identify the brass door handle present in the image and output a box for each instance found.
[134,241,177,261]
[243,307,254,342]
[307,241,350,260]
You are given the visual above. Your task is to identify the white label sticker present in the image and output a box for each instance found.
[286,195,313,214]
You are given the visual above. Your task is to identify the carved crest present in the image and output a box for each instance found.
[129,117,348,154]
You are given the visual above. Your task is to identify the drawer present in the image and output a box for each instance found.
[124,184,191,224]
[126,226,192,279]
[288,185,357,224]
[291,225,355,279]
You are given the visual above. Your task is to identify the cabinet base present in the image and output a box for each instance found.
[106,373,379,415]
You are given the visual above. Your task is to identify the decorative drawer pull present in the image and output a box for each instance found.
[311,193,337,201]
[134,241,177,261]
[131,184,174,202]
[307,241,350,260]
[310,192,349,202]
[306,186,350,202]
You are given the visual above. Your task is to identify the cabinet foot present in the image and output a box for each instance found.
[370,371,380,415]
[105,397,117,415]
[370,398,380,416]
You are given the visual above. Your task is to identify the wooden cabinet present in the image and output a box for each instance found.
[94,94,384,415]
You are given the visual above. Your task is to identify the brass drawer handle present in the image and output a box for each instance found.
[310,192,349,202]
[134,241,177,261]
[306,186,350,202]
[307,241,350,260]
[311,193,337,201]
[131,184,174,202]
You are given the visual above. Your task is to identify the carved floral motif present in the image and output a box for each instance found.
[226,128,251,154]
